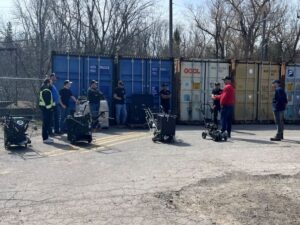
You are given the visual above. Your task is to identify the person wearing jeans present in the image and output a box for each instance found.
[114,80,127,127]
[115,103,127,125]
[270,79,287,141]
[88,80,105,130]
[213,76,236,138]
[59,80,78,132]
[220,105,234,136]
[49,73,60,134]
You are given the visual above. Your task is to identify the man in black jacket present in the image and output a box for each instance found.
[211,82,222,126]
[88,80,105,129]
[39,78,55,144]
[270,80,288,141]
[160,83,171,113]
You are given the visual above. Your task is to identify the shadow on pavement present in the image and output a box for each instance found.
[7,146,45,159]
[50,142,79,151]
[233,131,256,136]
[231,137,278,145]
[282,139,300,144]
[52,135,102,150]
[167,139,191,147]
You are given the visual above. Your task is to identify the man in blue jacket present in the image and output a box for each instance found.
[270,80,287,141]
[49,73,60,134]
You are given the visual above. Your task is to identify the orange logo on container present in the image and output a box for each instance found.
[184,68,200,74]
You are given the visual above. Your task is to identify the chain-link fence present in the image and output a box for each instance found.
[0,48,43,117]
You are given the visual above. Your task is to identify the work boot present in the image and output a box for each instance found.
[43,138,54,144]
[270,136,281,141]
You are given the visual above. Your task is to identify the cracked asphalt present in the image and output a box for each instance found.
[0,124,300,225]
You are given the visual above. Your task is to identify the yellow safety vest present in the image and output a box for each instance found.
[39,88,55,109]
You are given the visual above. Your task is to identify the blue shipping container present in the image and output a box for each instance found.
[119,57,173,111]
[52,54,83,97]
[52,53,114,107]
[83,56,114,106]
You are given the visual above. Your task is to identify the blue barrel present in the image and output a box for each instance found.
[83,56,114,106]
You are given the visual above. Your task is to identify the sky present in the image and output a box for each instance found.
[0,0,298,25]
[0,0,202,22]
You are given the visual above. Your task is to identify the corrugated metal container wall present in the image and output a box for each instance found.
[119,58,147,103]
[147,59,173,111]
[257,64,280,121]
[204,61,229,119]
[234,63,258,121]
[52,54,83,97]
[285,64,300,121]
[84,56,114,106]
[179,60,204,122]
[118,57,173,111]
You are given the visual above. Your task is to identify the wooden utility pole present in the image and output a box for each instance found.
[169,0,173,58]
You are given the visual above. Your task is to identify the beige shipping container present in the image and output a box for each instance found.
[257,64,280,121]
[235,103,256,121]
[234,63,258,121]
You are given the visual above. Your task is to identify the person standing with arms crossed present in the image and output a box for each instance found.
[270,79,287,141]
[211,82,222,127]
[212,76,236,138]
[39,78,55,144]
[113,80,127,127]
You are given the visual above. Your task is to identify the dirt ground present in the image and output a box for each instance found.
[154,172,300,225]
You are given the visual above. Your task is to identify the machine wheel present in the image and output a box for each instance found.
[4,132,8,150]
[223,136,228,141]
[152,133,160,142]
[70,135,77,145]
[213,134,221,142]
[4,143,9,150]
[202,132,207,139]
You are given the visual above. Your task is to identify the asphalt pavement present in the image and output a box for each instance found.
[0,124,299,225]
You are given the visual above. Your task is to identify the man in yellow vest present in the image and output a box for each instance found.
[39,78,55,144]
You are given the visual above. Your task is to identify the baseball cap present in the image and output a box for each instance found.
[64,80,72,85]
[215,82,220,85]
[90,80,98,85]
[43,78,51,85]
[222,76,232,81]
[272,79,281,84]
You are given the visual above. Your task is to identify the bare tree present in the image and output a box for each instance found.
[14,0,52,77]
[189,0,234,59]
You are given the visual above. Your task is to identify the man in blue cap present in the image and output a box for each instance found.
[270,79,287,141]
